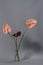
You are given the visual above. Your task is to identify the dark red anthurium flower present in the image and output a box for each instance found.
[13,31,21,37]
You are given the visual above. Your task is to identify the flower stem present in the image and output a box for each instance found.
[15,49,20,61]
[15,38,20,61]
[8,33,17,48]
[18,28,28,50]
[8,33,20,61]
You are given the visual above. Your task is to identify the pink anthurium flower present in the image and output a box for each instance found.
[3,24,12,34]
[26,19,37,28]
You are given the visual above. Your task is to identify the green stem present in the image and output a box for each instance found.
[15,38,20,61]
[8,33,17,47]
[16,38,17,49]
[15,49,20,61]
[8,33,16,41]
[8,33,20,61]
[18,28,28,50]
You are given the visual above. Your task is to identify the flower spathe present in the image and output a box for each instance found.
[3,24,12,34]
[26,19,37,28]
[13,31,21,37]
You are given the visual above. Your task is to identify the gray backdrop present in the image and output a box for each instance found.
[0,0,43,65]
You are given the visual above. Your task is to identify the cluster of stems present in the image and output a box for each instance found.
[8,28,28,61]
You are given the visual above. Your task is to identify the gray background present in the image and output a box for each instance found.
[0,0,43,65]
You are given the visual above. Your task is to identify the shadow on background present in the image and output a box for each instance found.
[21,36,42,53]
[20,36,43,61]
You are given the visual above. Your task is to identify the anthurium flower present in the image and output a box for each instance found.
[3,24,12,34]
[13,31,21,37]
[26,19,37,28]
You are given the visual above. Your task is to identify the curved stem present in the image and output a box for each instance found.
[8,33,15,40]
[16,37,17,49]
[8,33,20,61]
[8,33,17,47]
[18,28,28,50]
